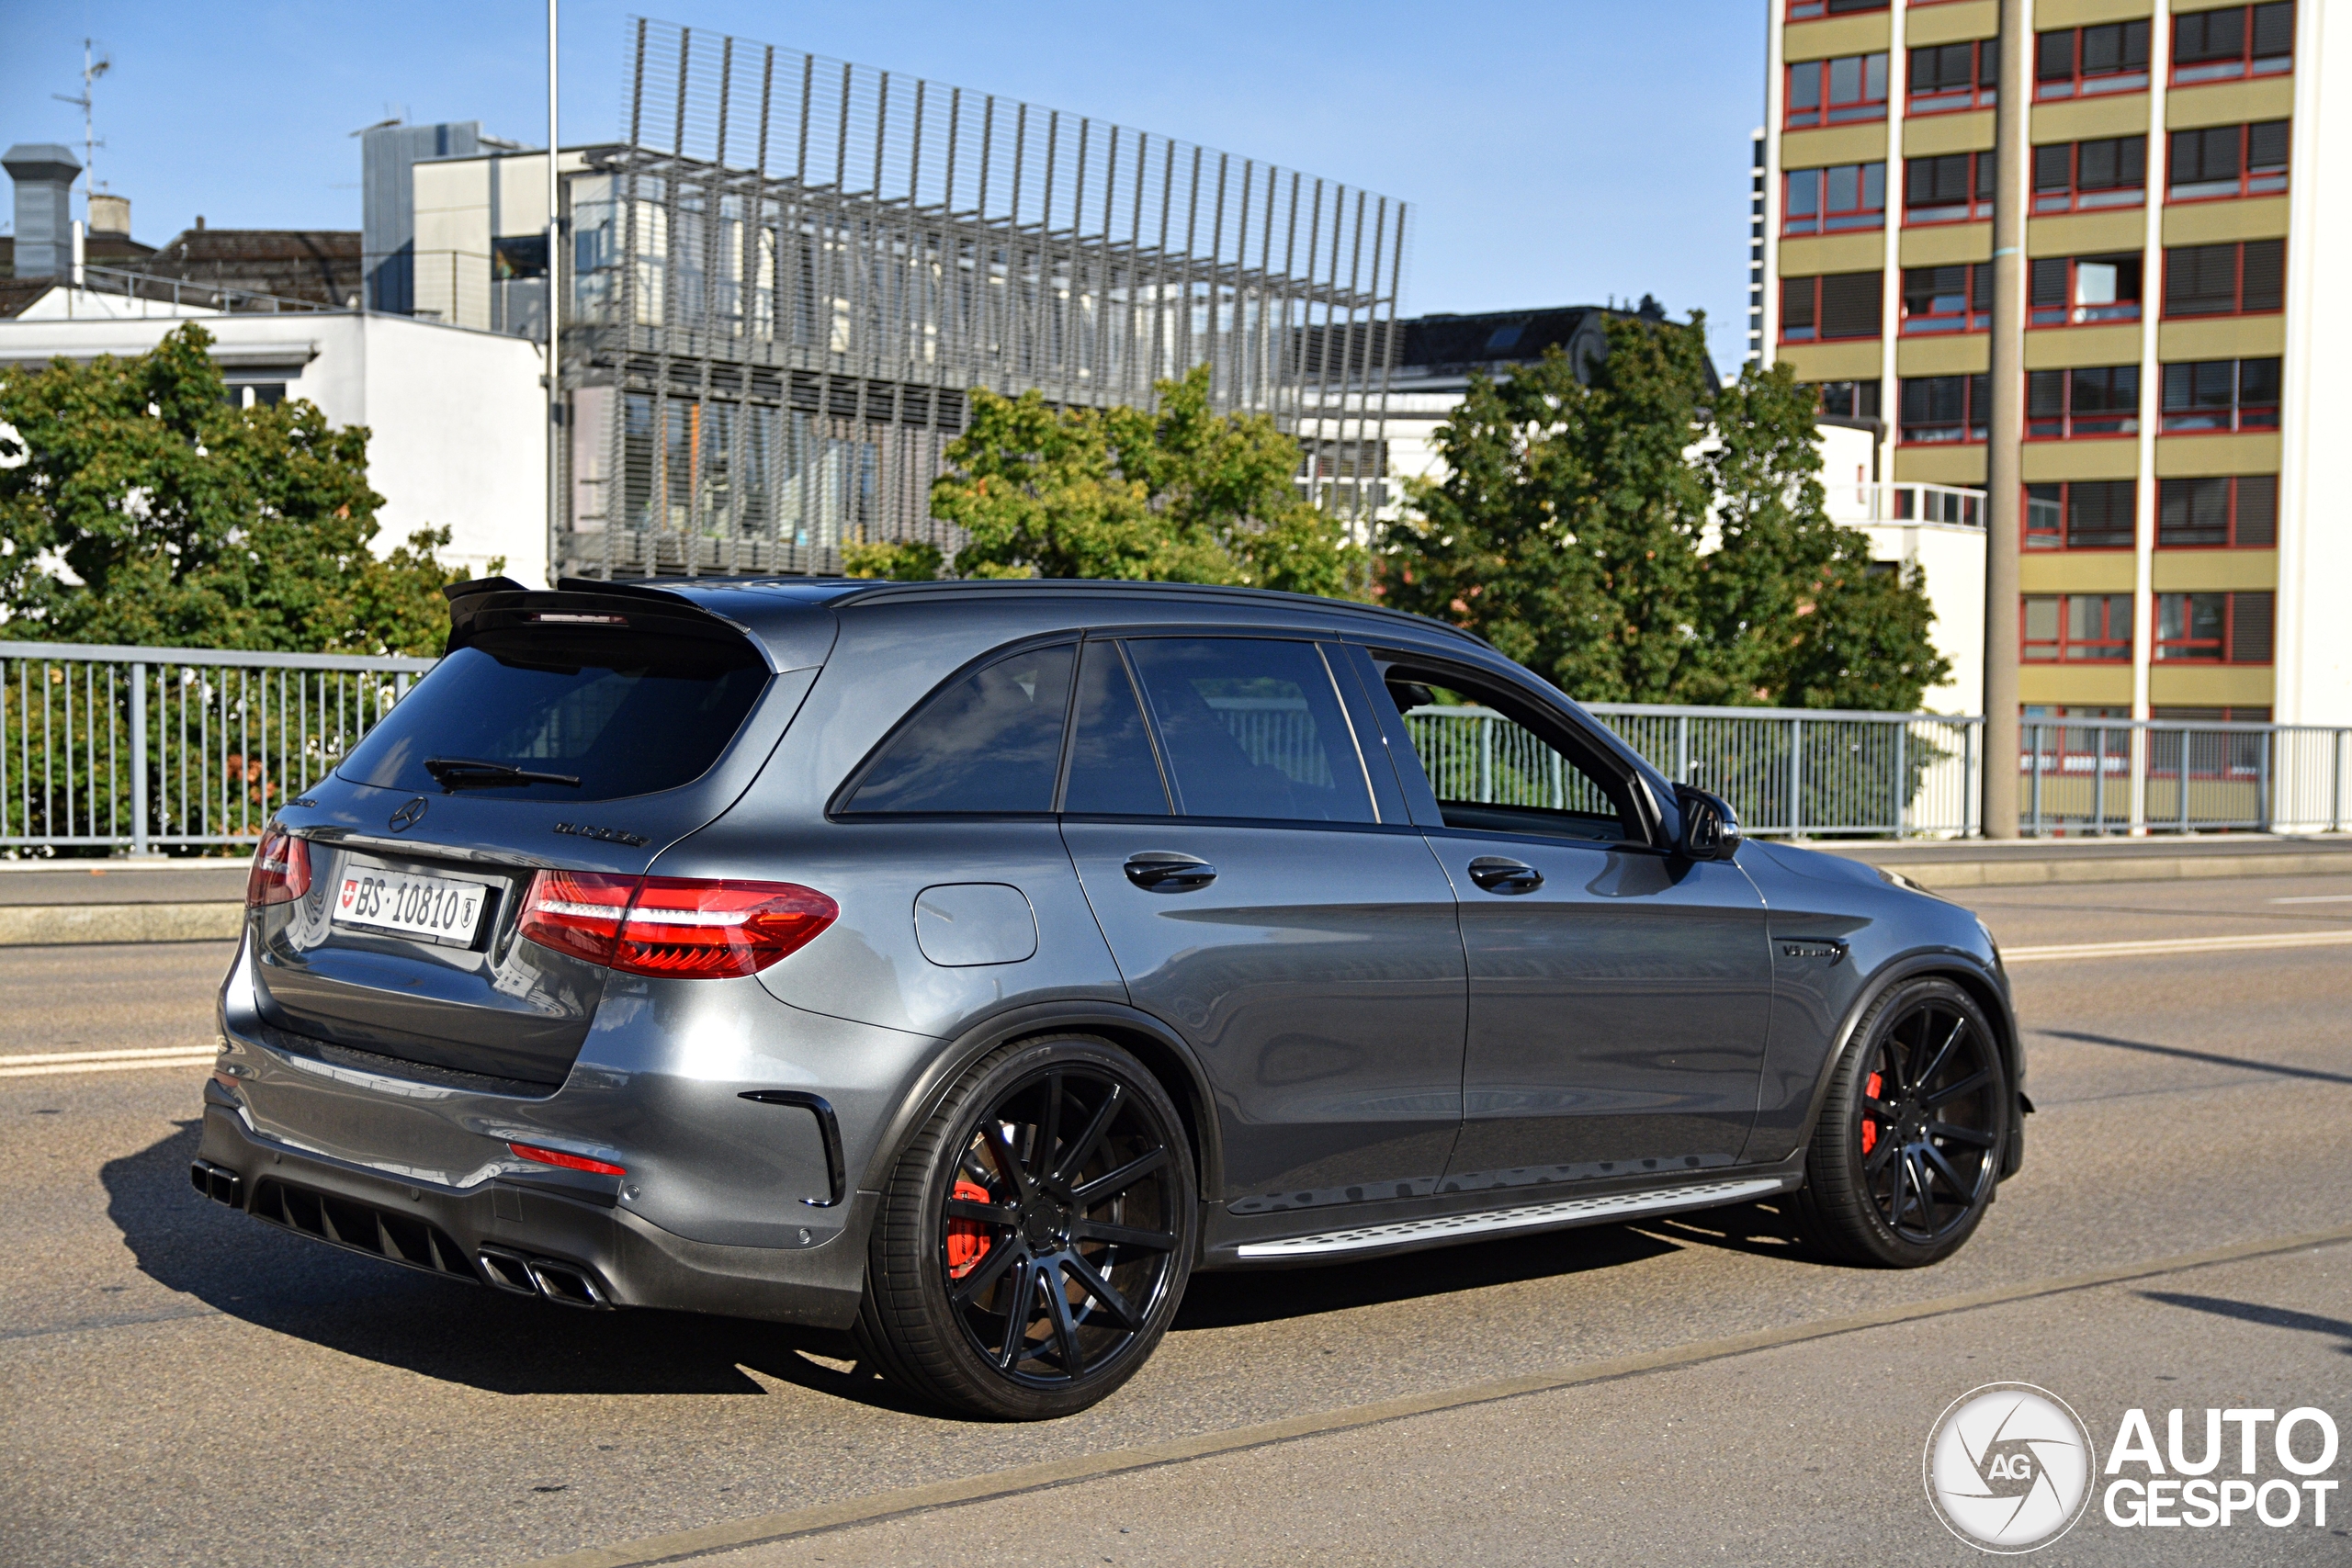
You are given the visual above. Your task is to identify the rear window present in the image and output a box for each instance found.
[339,630,770,801]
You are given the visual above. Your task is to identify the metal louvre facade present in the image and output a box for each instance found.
[563,17,1407,579]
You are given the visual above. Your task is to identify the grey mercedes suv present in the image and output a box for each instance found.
[198,576,2023,1418]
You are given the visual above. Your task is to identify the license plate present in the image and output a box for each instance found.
[332,865,491,946]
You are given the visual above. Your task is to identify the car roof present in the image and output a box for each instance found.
[554,575,1493,650]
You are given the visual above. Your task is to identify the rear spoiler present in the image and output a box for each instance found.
[439,578,763,663]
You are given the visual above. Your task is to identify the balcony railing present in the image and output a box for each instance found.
[1823,481,1987,529]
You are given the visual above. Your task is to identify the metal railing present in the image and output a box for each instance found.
[2,642,433,853]
[1822,481,1988,529]
[4,643,2346,851]
[76,265,334,316]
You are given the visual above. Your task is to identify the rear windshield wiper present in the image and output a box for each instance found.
[423,756,582,791]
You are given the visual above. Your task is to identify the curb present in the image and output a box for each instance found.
[1840,848,2352,889]
[0,902,243,946]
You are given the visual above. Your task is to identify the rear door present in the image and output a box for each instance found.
[1357,648,1774,1191]
[254,590,807,1087]
[1059,634,1466,1213]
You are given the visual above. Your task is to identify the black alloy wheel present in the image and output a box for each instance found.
[856,1036,1197,1419]
[1794,978,2007,1267]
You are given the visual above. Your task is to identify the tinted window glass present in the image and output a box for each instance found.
[1123,638,1374,823]
[1062,641,1170,816]
[842,644,1074,814]
[339,632,768,802]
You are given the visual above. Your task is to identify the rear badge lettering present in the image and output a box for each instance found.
[555,821,650,848]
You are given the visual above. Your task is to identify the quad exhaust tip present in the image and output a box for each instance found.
[189,1159,243,1209]
[477,1245,610,1308]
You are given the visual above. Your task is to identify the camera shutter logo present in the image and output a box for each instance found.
[1924,1382,2097,1552]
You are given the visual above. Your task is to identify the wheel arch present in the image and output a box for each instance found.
[854,999,1224,1207]
[1796,952,2026,1182]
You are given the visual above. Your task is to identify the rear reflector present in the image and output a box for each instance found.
[246,826,313,908]
[518,871,837,978]
[508,1141,628,1176]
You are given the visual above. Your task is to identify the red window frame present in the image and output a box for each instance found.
[2032,137,2147,213]
[2029,254,2144,327]
[1900,264,1990,334]
[2024,480,2138,551]
[2166,122,2290,203]
[1903,150,1996,225]
[2155,475,2278,548]
[2161,240,2285,318]
[1788,0,1889,18]
[1784,52,1890,127]
[2171,3,2296,85]
[2023,594,2134,661]
[1898,373,1989,446]
[1783,162,1887,235]
[2027,366,2141,440]
[2160,358,2280,433]
[1780,273,1883,344]
[1906,38,1997,115]
[2155,591,2273,663]
[2033,21,2152,100]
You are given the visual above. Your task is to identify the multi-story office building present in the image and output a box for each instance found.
[1758,0,2349,728]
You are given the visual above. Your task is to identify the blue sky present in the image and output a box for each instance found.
[5,2,1768,367]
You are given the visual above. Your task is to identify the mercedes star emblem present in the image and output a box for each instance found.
[388,796,429,833]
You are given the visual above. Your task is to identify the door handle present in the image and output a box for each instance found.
[1124,852,1216,891]
[1467,856,1543,895]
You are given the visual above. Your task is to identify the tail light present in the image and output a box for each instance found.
[246,827,312,908]
[519,872,836,978]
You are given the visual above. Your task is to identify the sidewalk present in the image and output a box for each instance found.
[1817,832,2352,888]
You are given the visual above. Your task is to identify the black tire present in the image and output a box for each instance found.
[1793,977,2008,1268]
[854,1034,1198,1420]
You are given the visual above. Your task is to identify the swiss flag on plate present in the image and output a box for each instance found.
[339,878,357,910]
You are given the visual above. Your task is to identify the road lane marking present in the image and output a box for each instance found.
[2271,893,2352,904]
[2005,929,2352,964]
[0,1046,219,1077]
[514,1224,2352,1568]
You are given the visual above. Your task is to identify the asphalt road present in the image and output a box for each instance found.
[5,872,2351,1567]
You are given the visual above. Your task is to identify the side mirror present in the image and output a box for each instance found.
[1674,784,1741,863]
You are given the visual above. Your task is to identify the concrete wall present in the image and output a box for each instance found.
[0,303,546,584]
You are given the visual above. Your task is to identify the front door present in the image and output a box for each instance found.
[1058,634,1466,1214]
[1363,651,1774,1196]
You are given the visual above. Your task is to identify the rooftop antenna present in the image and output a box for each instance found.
[51,39,111,195]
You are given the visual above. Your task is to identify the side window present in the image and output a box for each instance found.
[1060,640,1171,816]
[1377,662,1639,844]
[1122,637,1375,824]
[838,643,1075,814]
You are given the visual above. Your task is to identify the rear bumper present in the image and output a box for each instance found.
[196,1101,872,1328]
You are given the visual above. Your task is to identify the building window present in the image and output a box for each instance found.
[1789,0,1890,17]
[1908,38,1998,114]
[1781,272,1884,342]
[1899,374,1989,444]
[1813,379,1883,421]
[2167,122,2290,201]
[2160,358,2280,432]
[2157,475,2277,547]
[2028,366,2140,439]
[2163,240,2285,317]
[2024,594,2133,660]
[1784,163,1887,234]
[2173,3,2296,85]
[2033,137,2147,212]
[2025,480,2137,549]
[1901,265,1990,333]
[2029,254,2143,327]
[1786,52,1889,127]
[1905,152,1996,224]
[2034,22,2152,99]
[2156,592,2273,662]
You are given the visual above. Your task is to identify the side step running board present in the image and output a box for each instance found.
[1234,1176,1790,1259]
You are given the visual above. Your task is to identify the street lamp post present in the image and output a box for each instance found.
[546,0,562,588]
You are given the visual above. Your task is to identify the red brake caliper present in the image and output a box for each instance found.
[947,1178,994,1279]
[1860,1071,1883,1156]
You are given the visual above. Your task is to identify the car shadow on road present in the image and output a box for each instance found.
[101,1119,910,1404]
[2141,1291,2352,1357]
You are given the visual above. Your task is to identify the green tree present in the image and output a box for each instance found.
[1380,311,1949,711]
[929,365,1365,596]
[0,322,474,655]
